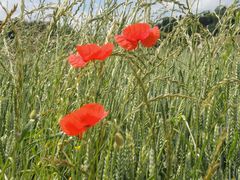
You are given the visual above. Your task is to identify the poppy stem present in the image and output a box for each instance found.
[94,62,103,101]
[128,59,158,178]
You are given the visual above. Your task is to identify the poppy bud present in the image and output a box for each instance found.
[19,119,36,141]
[74,145,81,151]
[29,110,37,119]
[57,141,63,147]
[115,132,124,147]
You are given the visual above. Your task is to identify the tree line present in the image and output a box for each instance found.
[156,5,240,38]
[1,4,239,41]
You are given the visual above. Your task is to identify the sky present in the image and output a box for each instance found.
[0,0,235,21]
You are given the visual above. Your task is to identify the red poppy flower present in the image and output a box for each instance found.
[76,43,114,62]
[141,26,160,47]
[75,44,100,62]
[93,43,114,61]
[68,43,114,68]
[59,103,108,137]
[123,23,151,42]
[115,35,138,51]
[68,54,87,68]
[115,23,160,51]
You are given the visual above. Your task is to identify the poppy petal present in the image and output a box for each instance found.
[76,44,101,62]
[59,113,86,136]
[68,54,87,68]
[76,103,108,127]
[59,103,108,137]
[93,43,114,61]
[115,35,138,51]
[141,26,160,47]
[123,23,151,42]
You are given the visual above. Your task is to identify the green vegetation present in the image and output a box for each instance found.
[157,4,239,37]
[0,1,240,179]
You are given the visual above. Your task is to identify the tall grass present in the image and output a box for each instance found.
[0,0,240,179]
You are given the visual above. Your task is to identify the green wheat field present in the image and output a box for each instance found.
[0,0,240,179]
